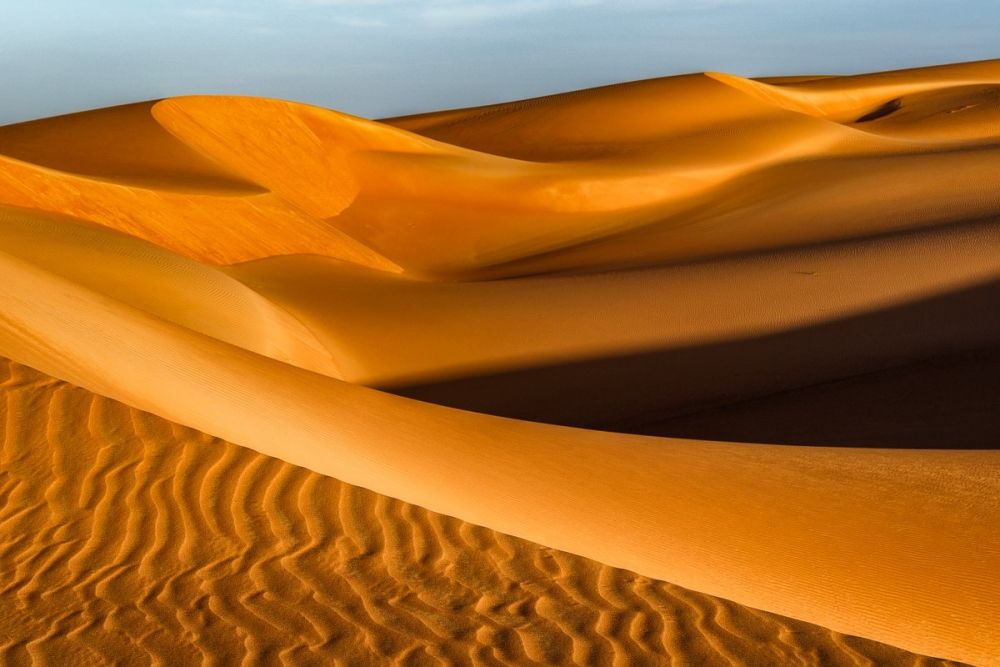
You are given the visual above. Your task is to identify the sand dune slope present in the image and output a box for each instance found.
[0,59,995,278]
[386,59,1000,151]
[0,358,960,666]
[0,208,337,377]
[228,219,1000,414]
[0,206,998,664]
[1,60,999,665]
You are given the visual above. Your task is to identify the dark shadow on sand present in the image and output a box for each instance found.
[381,279,1000,449]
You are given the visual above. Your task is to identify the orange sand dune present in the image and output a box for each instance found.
[0,205,998,664]
[2,358,957,666]
[1,60,999,665]
[0,101,261,192]
[388,59,1000,147]
[228,220,1000,397]
[0,59,995,278]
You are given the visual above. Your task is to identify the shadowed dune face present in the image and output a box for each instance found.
[390,335,1000,449]
[224,220,1000,434]
[637,344,1000,447]
[1,59,1000,665]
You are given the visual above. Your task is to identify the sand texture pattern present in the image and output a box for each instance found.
[0,359,962,666]
[0,59,998,665]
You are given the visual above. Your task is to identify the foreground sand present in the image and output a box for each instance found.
[2,358,958,666]
[0,59,998,664]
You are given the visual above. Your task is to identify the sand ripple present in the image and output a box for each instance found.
[0,359,964,666]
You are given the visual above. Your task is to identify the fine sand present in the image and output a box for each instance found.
[0,59,998,665]
[0,358,957,666]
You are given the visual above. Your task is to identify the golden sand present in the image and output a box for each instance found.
[0,59,998,664]
[1,358,960,666]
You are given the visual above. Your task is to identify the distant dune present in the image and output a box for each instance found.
[0,59,998,665]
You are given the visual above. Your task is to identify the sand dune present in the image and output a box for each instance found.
[1,60,996,278]
[1,358,959,666]
[228,220,1000,407]
[1,59,999,665]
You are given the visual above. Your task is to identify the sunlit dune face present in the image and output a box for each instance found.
[1,61,998,279]
[1,58,999,666]
[0,101,263,193]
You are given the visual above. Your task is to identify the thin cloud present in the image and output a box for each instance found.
[333,15,389,27]
[284,0,733,27]
[175,4,276,23]
[418,1,603,26]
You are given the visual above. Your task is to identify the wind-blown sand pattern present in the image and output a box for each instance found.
[0,59,998,664]
[1,359,960,666]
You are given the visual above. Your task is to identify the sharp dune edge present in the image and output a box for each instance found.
[0,359,961,666]
[0,59,998,665]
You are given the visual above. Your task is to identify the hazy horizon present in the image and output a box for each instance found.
[2,0,998,124]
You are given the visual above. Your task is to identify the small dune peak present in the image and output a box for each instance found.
[151,95,470,220]
[703,71,827,117]
[0,100,262,193]
[152,95,361,218]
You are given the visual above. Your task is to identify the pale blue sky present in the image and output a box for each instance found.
[2,0,997,124]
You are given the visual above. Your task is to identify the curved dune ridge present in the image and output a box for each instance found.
[0,58,998,665]
[1,358,962,666]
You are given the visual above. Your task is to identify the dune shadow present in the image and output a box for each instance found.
[382,279,1000,449]
[854,97,903,123]
[635,345,1000,448]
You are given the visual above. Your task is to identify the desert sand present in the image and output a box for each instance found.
[1,358,958,666]
[0,59,998,665]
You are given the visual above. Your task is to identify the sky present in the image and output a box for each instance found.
[1,0,998,124]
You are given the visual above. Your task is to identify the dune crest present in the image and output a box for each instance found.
[1,60,999,665]
[2,357,963,666]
